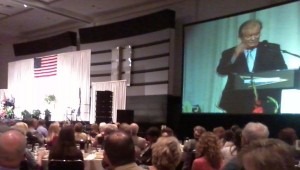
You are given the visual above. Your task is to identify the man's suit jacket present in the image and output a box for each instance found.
[216,42,287,113]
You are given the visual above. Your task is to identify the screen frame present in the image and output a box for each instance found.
[181,0,300,114]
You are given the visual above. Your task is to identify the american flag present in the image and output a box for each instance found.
[34,55,57,78]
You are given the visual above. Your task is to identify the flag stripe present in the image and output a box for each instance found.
[34,55,57,78]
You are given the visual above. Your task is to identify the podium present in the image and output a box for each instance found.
[234,69,300,90]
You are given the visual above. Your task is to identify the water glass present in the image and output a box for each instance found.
[76,144,80,150]
[33,143,39,152]
[96,145,102,152]
[27,144,33,151]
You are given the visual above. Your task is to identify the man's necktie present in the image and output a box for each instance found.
[246,49,255,72]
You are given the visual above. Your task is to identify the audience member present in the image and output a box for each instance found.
[213,126,226,146]
[27,118,44,144]
[130,123,147,151]
[103,131,144,170]
[221,128,242,166]
[45,122,60,149]
[239,138,295,170]
[12,122,28,135]
[49,125,83,160]
[161,127,174,137]
[61,120,71,127]
[11,122,43,170]
[138,126,161,165]
[99,122,107,134]
[230,125,241,133]
[222,130,234,147]
[0,129,26,169]
[89,123,99,138]
[74,122,88,142]
[192,132,223,170]
[278,127,298,146]
[94,123,118,148]
[182,125,206,170]
[119,123,132,135]
[222,122,269,170]
[149,136,182,170]
[130,123,147,160]
[37,119,48,138]
[278,127,300,162]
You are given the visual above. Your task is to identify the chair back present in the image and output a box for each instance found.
[48,159,84,170]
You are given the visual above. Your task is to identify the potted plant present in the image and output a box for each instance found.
[44,109,51,121]
[21,110,31,120]
[32,110,41,119]
[45,95,56,104]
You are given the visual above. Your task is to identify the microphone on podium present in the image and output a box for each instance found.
[281,49,300,58]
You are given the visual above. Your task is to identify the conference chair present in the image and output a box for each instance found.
[48,159,84,170]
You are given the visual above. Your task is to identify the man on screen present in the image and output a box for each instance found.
[216,19,287,113]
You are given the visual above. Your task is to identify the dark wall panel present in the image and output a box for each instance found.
[126,95,168,123]
[79,9,175,43]
[13,32,77,56]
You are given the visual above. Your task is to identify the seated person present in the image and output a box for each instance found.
[239,138,295,170]
[45,122,60,150]
[149,136,182,170]
[49,125,83,160]
[192,132,223,170]
[74,122,88,142]
[103,131,144,170]
[138,126,161,165]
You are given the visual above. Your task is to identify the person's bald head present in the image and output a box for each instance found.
[0,130,26,168]
[104,131,135,166]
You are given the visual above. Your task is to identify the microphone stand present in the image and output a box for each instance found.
[281,50,300,70]
[281,50,300,58]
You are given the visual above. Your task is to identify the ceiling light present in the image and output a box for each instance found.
[23,4,28,8]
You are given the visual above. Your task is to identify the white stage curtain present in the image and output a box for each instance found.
[8,59,35,117]
[90,80,126,123]
[8,50,91,121]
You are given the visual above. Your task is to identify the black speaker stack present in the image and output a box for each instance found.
[117,110,134,124]
[95,91,113,123]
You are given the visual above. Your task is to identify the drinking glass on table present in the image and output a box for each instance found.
[27,144,33,151]
[33,143,39,152]
[96,144,102,152]
[76,144,80,150]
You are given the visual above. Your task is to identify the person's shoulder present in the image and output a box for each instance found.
[193,157,207,164]
[222,156,242,170]
[258,41,280,49]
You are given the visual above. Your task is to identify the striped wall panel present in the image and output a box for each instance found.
[133,42,170,58]
[80,29,173,96]
[124,70,168,84]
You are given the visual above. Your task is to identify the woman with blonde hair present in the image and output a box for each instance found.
[45,122,60,149]
[149,136,182,170]
[12,122,28,135]
[192,132,223,170]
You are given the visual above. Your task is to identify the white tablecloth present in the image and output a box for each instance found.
[42,153,104,170]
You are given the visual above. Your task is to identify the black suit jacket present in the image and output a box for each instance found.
[217,42,287,113]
